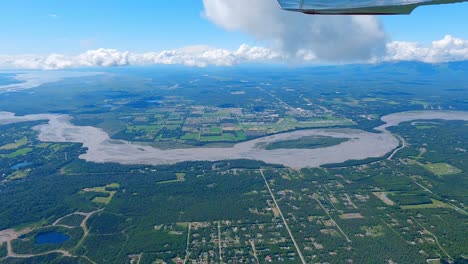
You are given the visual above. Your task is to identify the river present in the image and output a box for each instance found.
[1,110,467,168]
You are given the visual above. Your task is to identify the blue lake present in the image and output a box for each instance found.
[10,162,32,170]
[35,232,69,245]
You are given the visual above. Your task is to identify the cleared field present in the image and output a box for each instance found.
[242,116,355,134]
[4,148,33,158]
[330,97,361,107]
[340,213,364,219]
[7,170,29,180]
[0,137,28,150]
[200,135,225,142]
[180,132,199,140]
[361,226,384,237]
[157,173,186,184]
[373,192,395,206]
[82,183,120,205]
[401,199,451,209]
[393,194,432,206]
[202,126,222,135]
[127,125,161,132]
[422,163,462,176]
[175,173,186,181]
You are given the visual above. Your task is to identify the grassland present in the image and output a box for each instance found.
[7,170,29,180]
[423,163,462,176]
[401,199,452,209]
[81,183,120,205]
[2,148,33,158]
[157,173,186,184]
[0,137,28,150]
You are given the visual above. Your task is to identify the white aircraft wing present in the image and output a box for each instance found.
[277,0,468,14]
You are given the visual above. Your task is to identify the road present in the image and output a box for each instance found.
[388,134,406,160]
[250,239,260,264]
[259,169,306,264]
[0,209,104,262]
[218,221,223,263]
[313,194,352,243]
[183,223,191,264]
[413,218,453,261]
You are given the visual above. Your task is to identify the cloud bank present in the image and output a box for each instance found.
[202,0,387,62]
[0,35,467,70]
[386,35,468,63]
[2,0,467,70]
[0,45,284,70]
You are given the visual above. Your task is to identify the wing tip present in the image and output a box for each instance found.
[277,0,420,15]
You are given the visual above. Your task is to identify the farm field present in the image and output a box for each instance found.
[0,65,467,263]
[423,163,462,176]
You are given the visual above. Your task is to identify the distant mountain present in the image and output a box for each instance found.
[293,60,468,76]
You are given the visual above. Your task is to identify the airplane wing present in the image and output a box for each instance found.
[277,0,468,15]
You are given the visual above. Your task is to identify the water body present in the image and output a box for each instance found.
[0,71,103,93]
[0,74,21,86]
[10,162,32,170]
[35,232,69,245]
[1,111,467,168]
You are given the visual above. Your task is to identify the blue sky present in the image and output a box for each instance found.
[1,0,467,55]
[0,0,248,54]
[381,3,468,43]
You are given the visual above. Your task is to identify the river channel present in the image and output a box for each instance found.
[1,111,467,168]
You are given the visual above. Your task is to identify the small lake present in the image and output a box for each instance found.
[10,162,32,170]
[35,231,69,245]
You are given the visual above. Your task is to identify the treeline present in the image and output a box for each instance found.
[0,242,7,258]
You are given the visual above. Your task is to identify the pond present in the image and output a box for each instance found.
[35,232,69,245]
[10,162,32,170]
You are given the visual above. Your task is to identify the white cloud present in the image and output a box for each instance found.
[0,36,467,70]
[0,45,284,70]
[130,45,285,67]
[76,49,130,67]
[202,0,387,62]
[385,35,468,63]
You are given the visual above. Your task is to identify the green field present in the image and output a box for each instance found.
[81,183,120,205]
[4,147,33,158]
[157,173,186,184]
[200,135,225,142]
[0,137,28,150]
[401,199,452,209]
[180,132,199,140]
[7,170,29,180]
[423,163,462,176]
[127,125,161,132]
